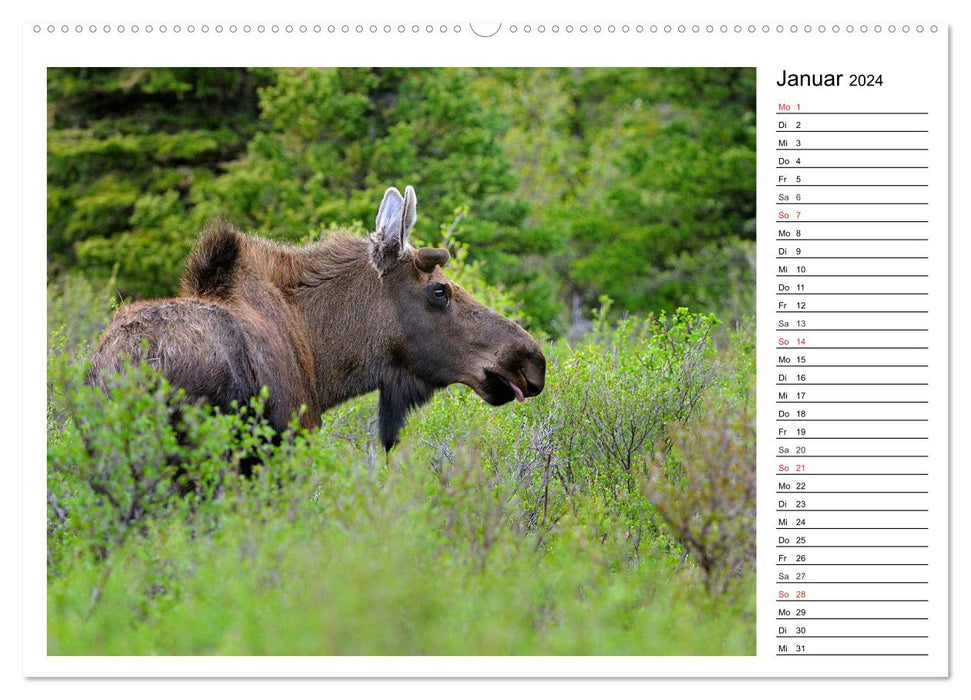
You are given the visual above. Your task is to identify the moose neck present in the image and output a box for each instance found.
[291,236,400,413]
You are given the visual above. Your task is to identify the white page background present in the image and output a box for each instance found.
[7,0,968,696]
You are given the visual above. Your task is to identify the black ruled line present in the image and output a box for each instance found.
[774,112,928,114]
[785,203,929,205]
[776,184,929,187]
[776,148,928,151]
[775,238,930,241]
[777,311,928,314]
[775,293,928,296]
[776,166,929,169]
[775,130,928,133]
[774,223,929,225]
[775,419,928,423]
[773,330,929,333]
[776,418,928,423]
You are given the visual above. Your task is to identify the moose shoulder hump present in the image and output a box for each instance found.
[181,220,244,300]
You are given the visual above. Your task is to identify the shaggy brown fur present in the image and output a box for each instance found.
[88,187,546,451]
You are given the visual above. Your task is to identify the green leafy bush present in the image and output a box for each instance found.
[45,66,757,654]
[48,361,264,579]
[644,406,756,594]
[46,272,755,653]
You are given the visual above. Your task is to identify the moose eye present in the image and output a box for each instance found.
[425,283,450,308]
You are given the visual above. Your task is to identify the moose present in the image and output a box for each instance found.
[87,186,546,451]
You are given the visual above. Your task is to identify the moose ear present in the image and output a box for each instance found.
[402,185,417,236]
[370,185,418,275]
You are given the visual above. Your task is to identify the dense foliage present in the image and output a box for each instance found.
[46,67,756,655]
[47,67,755,333]
[47,276,755,655]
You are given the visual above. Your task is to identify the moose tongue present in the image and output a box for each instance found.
[508,380,525,402]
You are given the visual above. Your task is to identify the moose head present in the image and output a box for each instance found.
[362,186,547,448]
[90,185,546,453]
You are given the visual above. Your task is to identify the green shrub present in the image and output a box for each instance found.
[644,405,756,594]
[47,273,118,359]
[45,278,755,654]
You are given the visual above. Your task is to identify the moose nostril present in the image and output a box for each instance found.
[522,362,545,397]
[506,343,546,396]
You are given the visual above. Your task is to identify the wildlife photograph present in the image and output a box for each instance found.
[46,67,756,656]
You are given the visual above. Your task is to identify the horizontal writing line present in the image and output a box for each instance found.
[775,222,929,224]
[775,418,928,423]
[775,130,929,133]
[776,184,929,187]
[774,112,929,115]
[774,331,929,333]
[776,167,929,169]
[775,418,928,421]
[775,310,928,313]
[783,202,928,205]
[775,293,928,296]
[775,239,929,242]
[776,148,928,151]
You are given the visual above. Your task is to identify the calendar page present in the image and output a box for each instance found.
[22,9,952,682]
